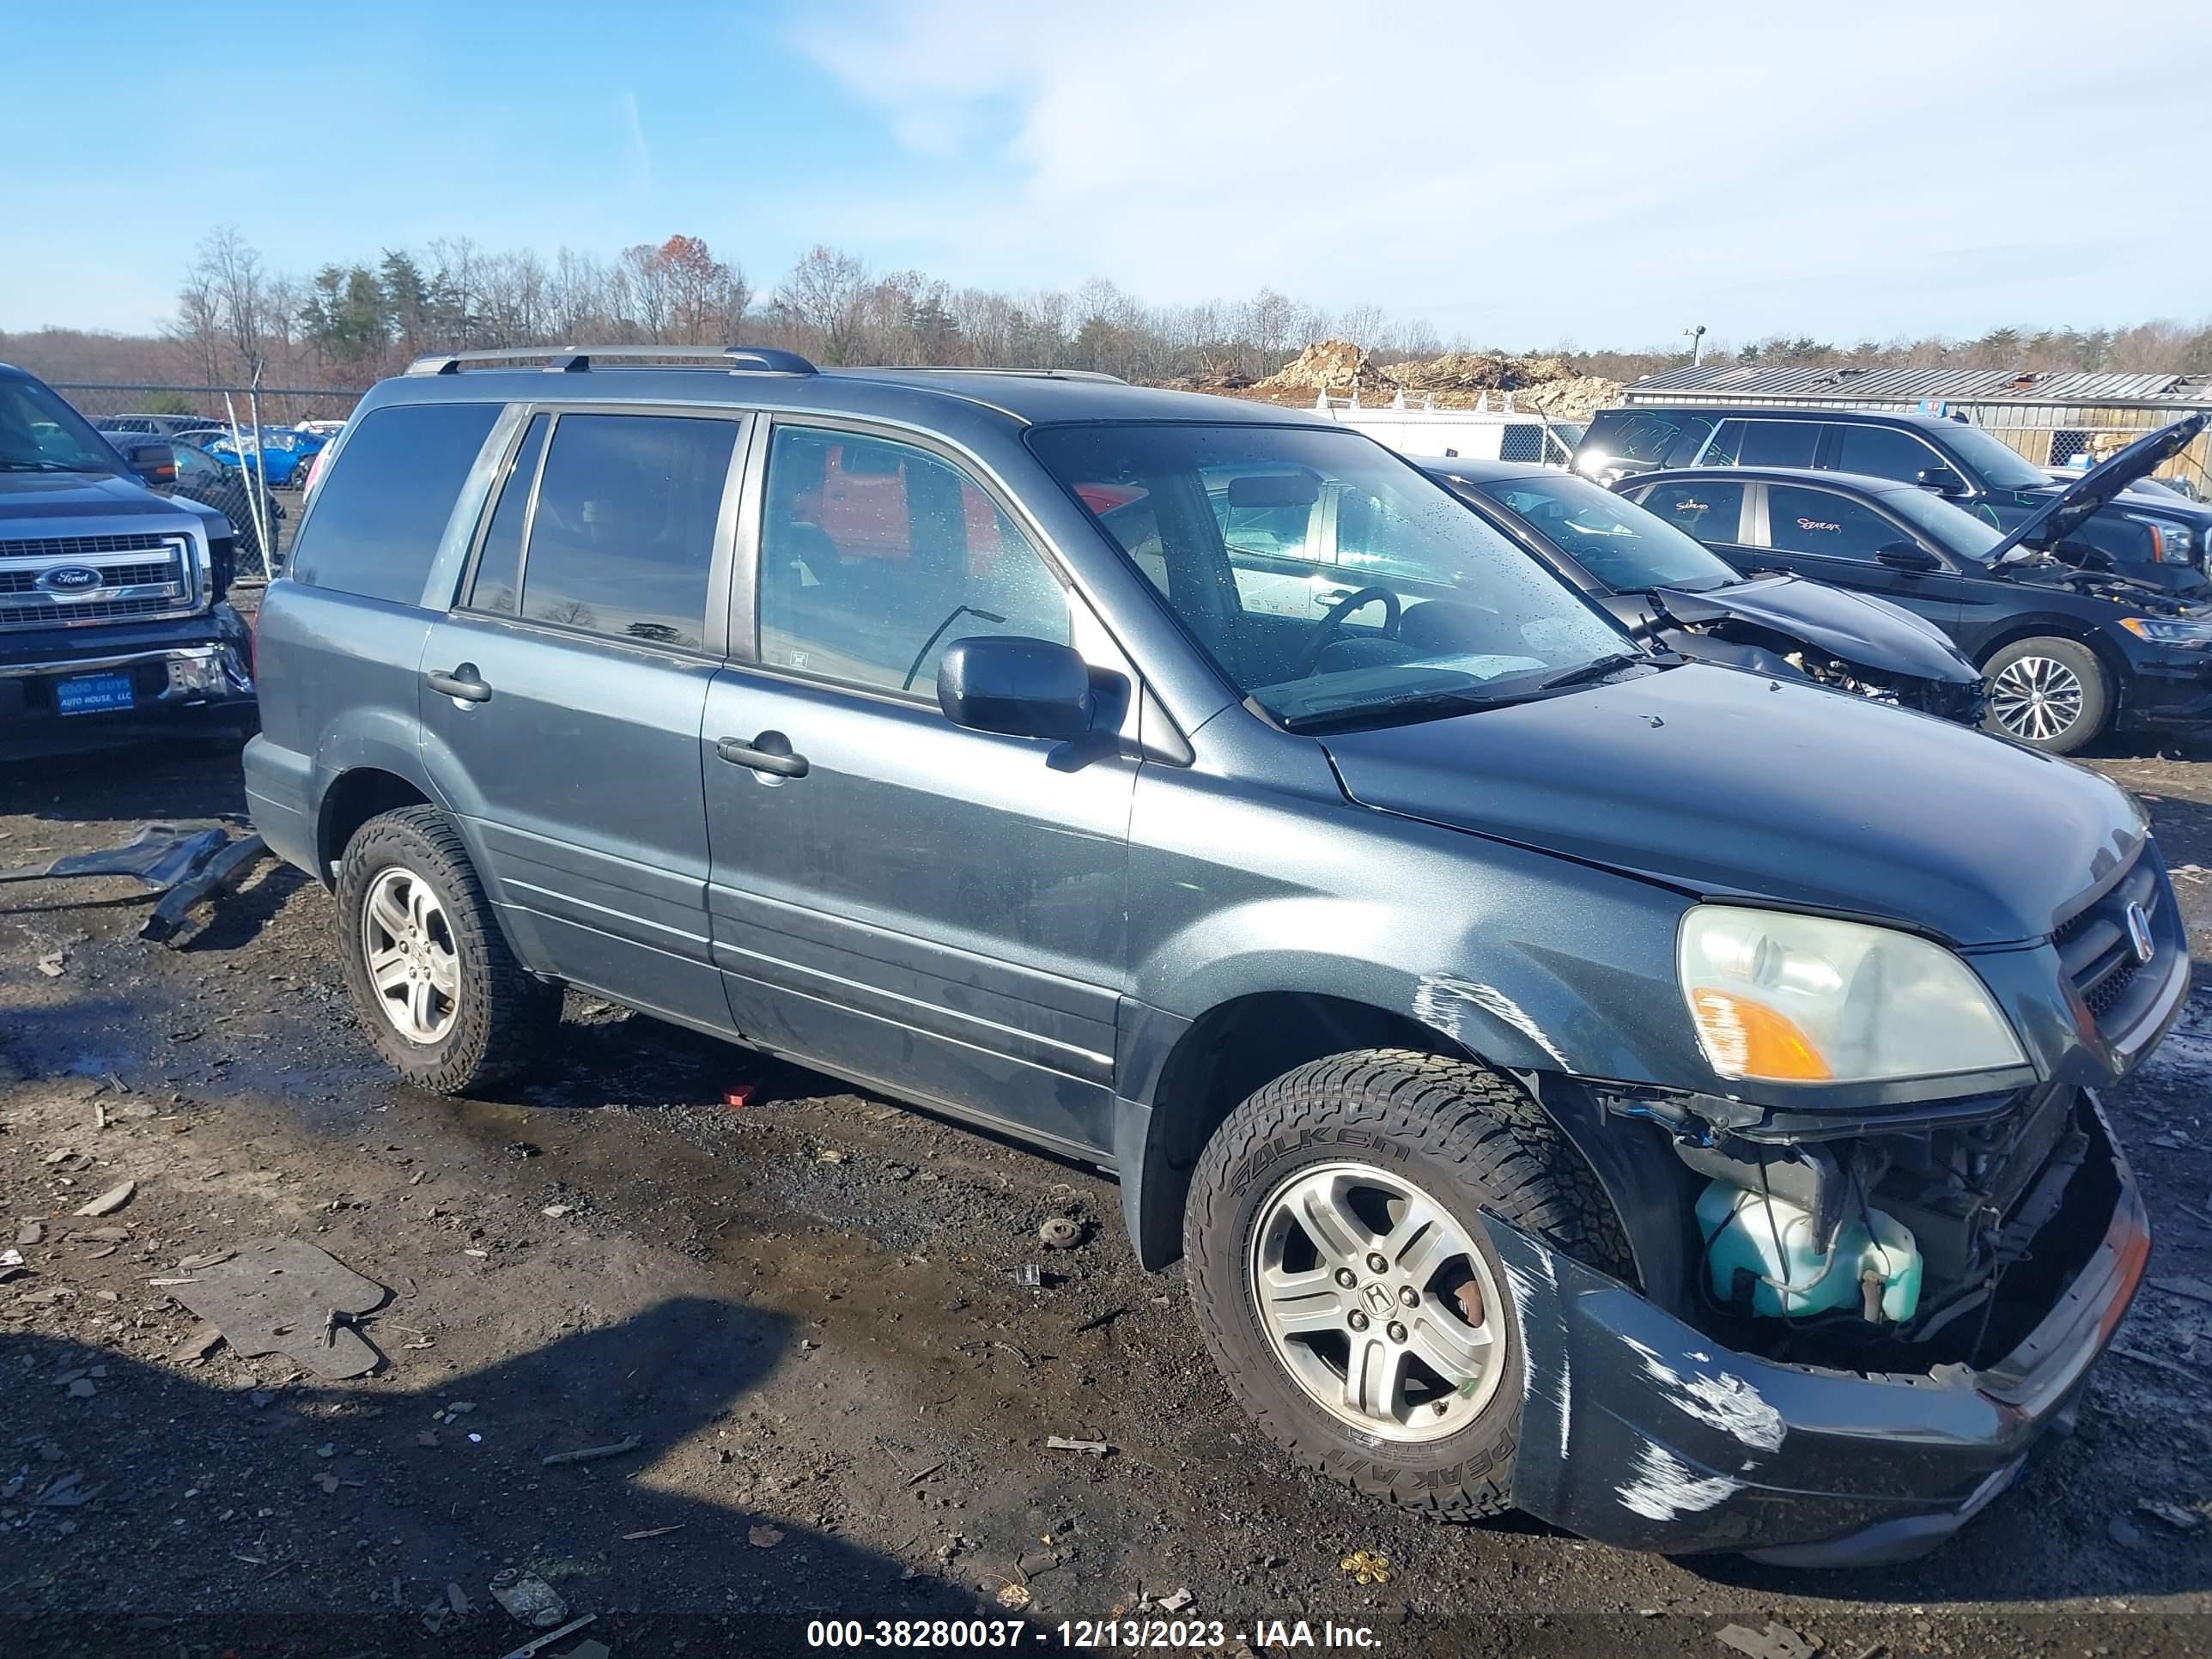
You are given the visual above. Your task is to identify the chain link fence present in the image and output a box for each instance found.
[51,383,368,579]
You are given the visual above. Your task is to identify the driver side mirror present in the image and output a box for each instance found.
[121,441,176,487]
[1915,465,1967,497]
[937,635,1094,741]
[1875,541,1942,573]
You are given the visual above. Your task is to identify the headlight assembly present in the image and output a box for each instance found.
[2125,514,2197,563]
[1678,906,2025,1085]
[2119,617,2212,647]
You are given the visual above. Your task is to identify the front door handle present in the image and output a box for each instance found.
[715,732,809,778]
[426,665,491,703]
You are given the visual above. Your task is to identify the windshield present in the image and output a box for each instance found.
[1030,423,1638,730]
[0,377,124,474]
[1876,484,2008,561]
[1938,422,2048,490]
[1462,471,1739,592]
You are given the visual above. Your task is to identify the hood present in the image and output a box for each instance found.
[0,470,203,532]
[1990,413,2209,559]
[1655,574,1979,684]
[1323,663,2142,946]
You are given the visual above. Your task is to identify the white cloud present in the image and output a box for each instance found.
[621,90,653,199]
[789,0,2209,343]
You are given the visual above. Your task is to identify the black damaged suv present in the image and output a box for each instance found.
[1578,402,2212,585]
[249,345,2175,1563]
[1625,415,2212,753]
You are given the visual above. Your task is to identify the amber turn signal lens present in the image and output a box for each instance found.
[1688,988,1833,1082]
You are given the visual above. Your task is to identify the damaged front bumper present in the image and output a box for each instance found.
[1492,1092,2148,1565]
[0,608,255,753]
[2117,646,2212,731]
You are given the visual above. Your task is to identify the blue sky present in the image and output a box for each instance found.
[3,0,2206,349]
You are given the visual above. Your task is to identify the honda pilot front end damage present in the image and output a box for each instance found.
[1501,838,2183,1563]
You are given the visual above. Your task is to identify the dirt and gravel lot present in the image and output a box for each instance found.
[3,731,2212,1659]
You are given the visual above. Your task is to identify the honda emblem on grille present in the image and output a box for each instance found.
[2125,901,2154,964]
[36,564,104,594]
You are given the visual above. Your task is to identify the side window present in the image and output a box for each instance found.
[514,413,738,647]
[1206,468,1322,562]
[464,414,549,616]
[1702,419,1819,468]
[1334,487,1459,585]
[1637,482,1746,544]
[758,427,1071,697]
[1766,487,1903,560]
[1834,423,1944,484]
[291,403,501,605]
[1595,410,1706,468]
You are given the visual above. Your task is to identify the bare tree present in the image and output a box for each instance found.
[775,246,872,364]
[167,261,225,386]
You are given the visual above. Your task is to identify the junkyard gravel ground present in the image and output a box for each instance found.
[3,732,2212,1658]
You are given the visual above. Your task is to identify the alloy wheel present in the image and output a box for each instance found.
[1990,654,2084,744]
[1248,1160,1505,1442]
[360,866,460,1044]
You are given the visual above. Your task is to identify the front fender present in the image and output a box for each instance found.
[1127,810,1703,1090]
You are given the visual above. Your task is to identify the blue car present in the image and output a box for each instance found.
[198,428,306,487]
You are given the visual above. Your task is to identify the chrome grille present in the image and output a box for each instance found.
[0,560,171,592]
[0,594,189,628]
[0,532,172,560]
[2055,844,2175,1039]
[0,534,195,632]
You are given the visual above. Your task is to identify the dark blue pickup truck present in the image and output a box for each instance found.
[0,362,254,754]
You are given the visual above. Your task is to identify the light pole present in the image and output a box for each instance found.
[1686,324,1707,367]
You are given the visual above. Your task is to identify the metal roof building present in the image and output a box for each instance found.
[1619,364,2212,485]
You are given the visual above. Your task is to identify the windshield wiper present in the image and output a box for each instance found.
[1280,653,1652,732]
[0,459,87,472]
[1279,687,1502,732]
[1532,652,1644,691]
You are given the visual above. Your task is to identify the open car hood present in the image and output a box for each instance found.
[1322,663,2142,947]
[1654,574,1980,684]
[1990,412,2209,560]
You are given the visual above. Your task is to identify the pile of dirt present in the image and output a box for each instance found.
[1251,339,1394,398]
[1239,341,1621,419]
[1380,350,1578,395]
[1515,374,1624,422]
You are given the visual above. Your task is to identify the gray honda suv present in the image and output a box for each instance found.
[246,345,2179,1565]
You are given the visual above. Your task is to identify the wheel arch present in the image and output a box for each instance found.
[1117,992,1474,1272]
[1113,983,1664,1280]
[1974,620,2130,706]
[317,767,433,882]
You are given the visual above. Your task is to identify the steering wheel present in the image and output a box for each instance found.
[1298,585,1402,675]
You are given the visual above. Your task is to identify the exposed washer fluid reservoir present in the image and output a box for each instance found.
[1697,1180,1923,1322]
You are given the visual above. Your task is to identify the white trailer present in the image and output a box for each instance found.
[1308,390,1582,466]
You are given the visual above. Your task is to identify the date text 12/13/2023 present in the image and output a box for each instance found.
[804,1618,1383,1649]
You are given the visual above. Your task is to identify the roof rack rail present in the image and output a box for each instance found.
[876,365,1126,385]
[404,344,818,378]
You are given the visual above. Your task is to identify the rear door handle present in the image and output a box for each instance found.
[426,665,491,703]
[715,732,809,778]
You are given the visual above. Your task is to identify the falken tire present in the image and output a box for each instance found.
[334,806,560,1094]
[1183,1048,1630,1518]
[1981,635,2110,754]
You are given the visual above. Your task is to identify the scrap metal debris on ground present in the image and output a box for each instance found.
[488,1568,569,1628]
[1037,1216,1082,1250]
[0,818,268,947]
[541,1435,641,1468]
[1338,1549,1390,1586]
[164,1237,389,1378]
[1719,1620,1822,1659]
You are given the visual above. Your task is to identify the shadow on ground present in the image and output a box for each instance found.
[1,1297,988,1657]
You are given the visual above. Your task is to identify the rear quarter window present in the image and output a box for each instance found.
[290,403,501,605]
